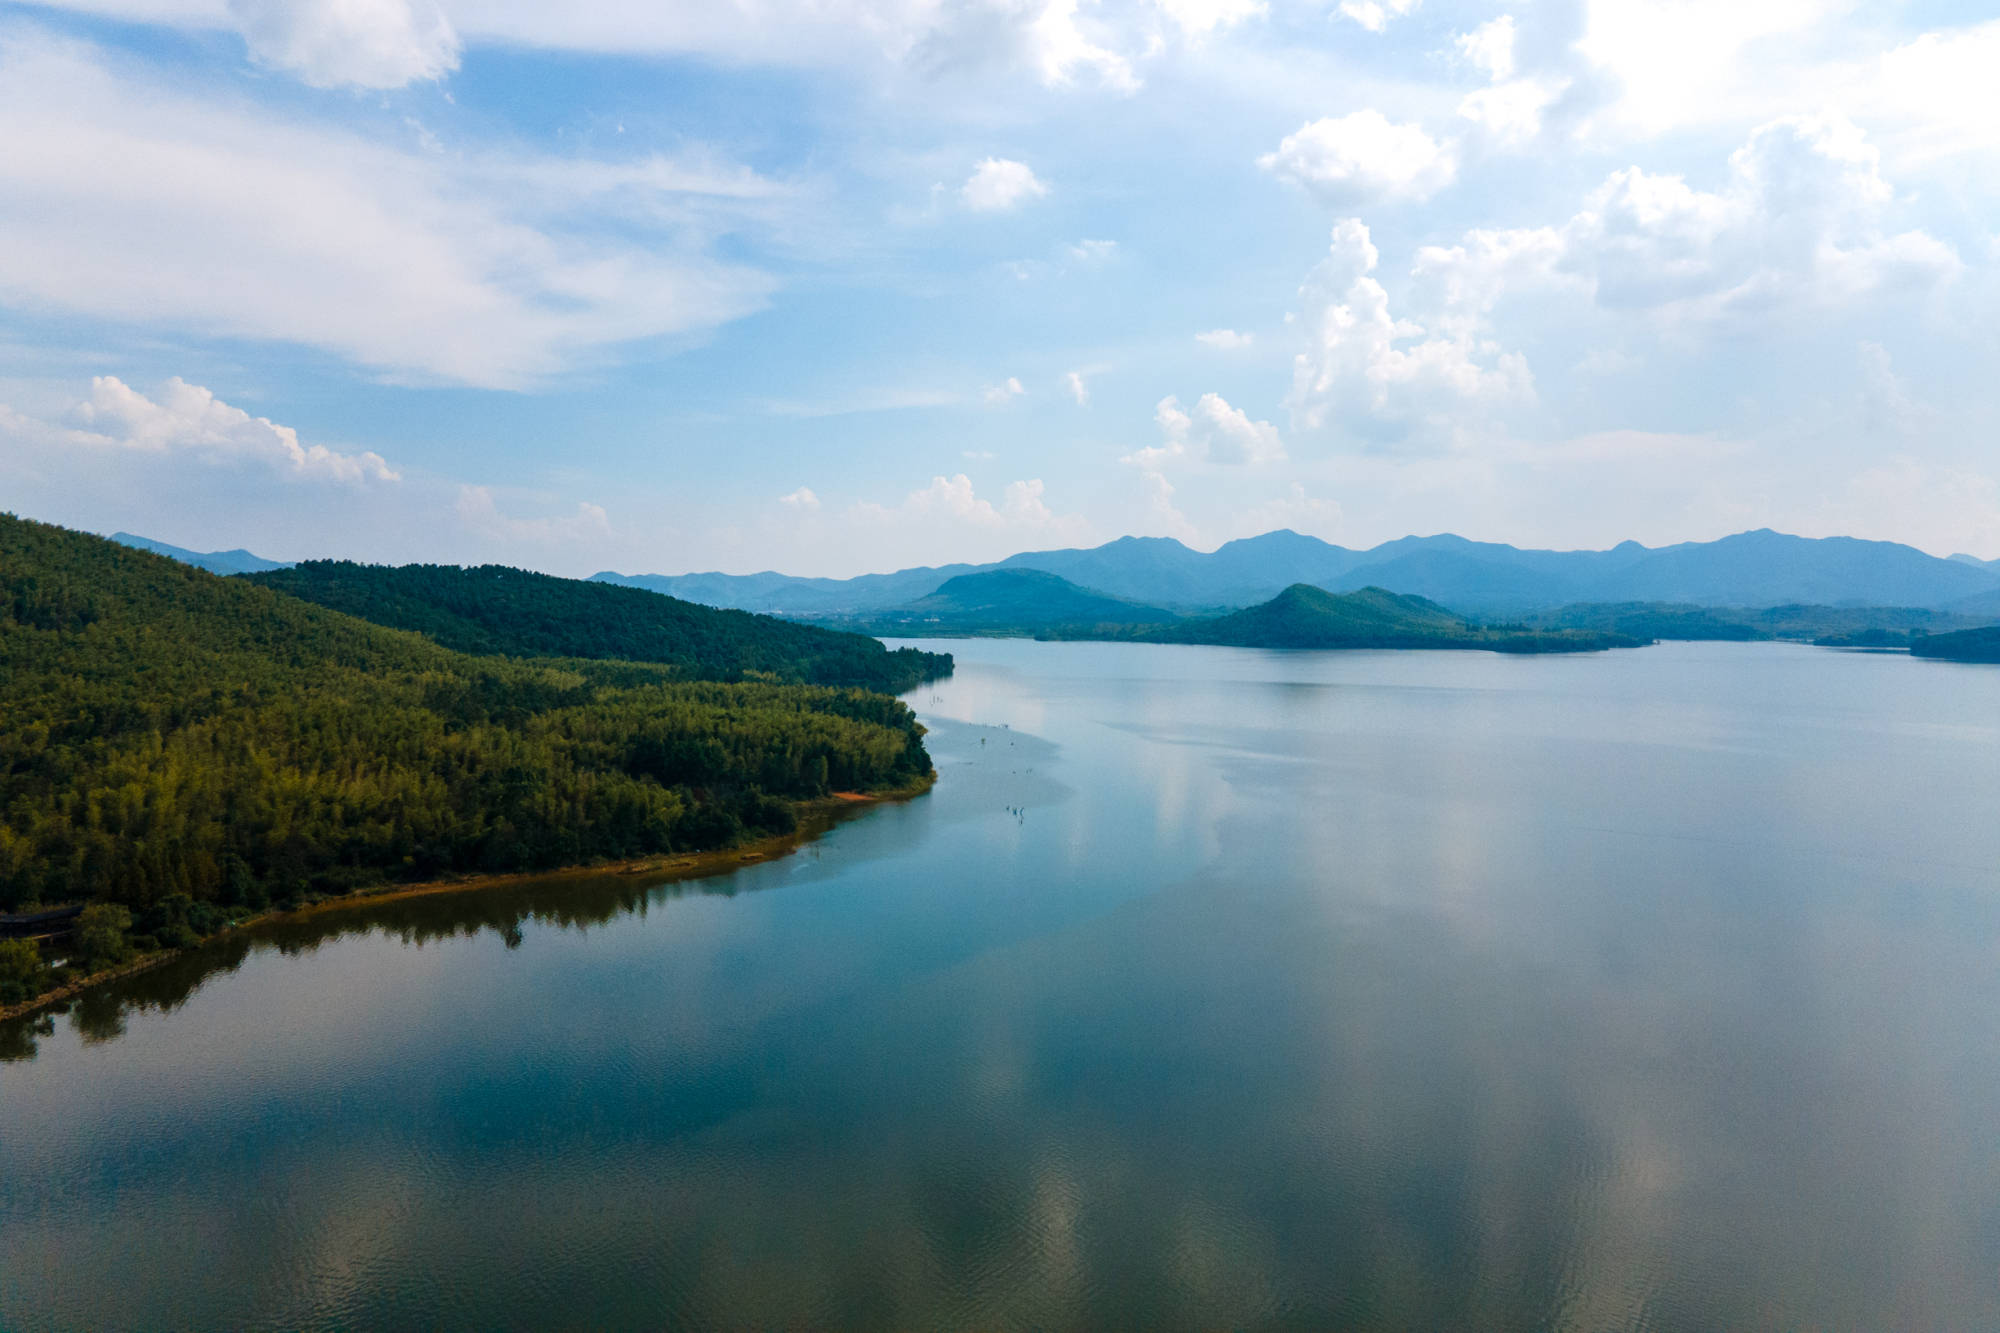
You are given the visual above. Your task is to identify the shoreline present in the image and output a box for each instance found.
[0,773,935,1026]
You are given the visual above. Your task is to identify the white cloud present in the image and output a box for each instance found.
[1260,111,1456,206]
[1138,391,1285,466]
[1133,466,1197,540]
[228,0,460,89]
[1458,79,1563,148]
[455,485,612,546]
[1572,0,1841,138]
[1336,0,1418,34]
[1456,14,1515,82]
[1018,0,1140,91]
[963,157,1050,212]
[1238,481,1341,539]
[1154,0,1265,37]
[1067,238,1118,264]
[53,375,401,482]
[1872,21,2000,161]
[1856,342,1931,439]
[851,473,1088,546]
[962,449,996,460]
[778,486,821,510]
[0,28,775,389]
[983,376,1027,405]
[1195,328,1253,349]
[1413,113,1961,330]
[1063,370,1090,405]
[34,0,1162,90]
[1289,219,1533,441]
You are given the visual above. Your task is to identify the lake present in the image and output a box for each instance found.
[5,640,2000,1330]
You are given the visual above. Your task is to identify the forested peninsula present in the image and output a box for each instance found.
[0,517,946,1012]
[1909,626,2000,662]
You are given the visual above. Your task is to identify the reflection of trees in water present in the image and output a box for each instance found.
[0,860,778,1062]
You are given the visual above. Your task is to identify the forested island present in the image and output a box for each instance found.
[0,517,947,1013]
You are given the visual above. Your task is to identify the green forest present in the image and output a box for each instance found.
[0,516,940,1005]
[245,560,951,692]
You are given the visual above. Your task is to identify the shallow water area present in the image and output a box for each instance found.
[5,640,2000,1329]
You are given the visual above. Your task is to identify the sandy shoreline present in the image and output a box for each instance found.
[0,774,934,1025]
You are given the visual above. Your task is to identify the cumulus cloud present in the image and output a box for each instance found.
[55,375,401,482]
[778,486,821,510]
[1195,328,1253,349]
[962,157,1050,212]
[1289,219,1533,441]
[1134,466,1197,541]
[455,486,612,546]
[0,28,776,388]
[1453,17,1567,149]
[1413,113,1960,329]
[1063,370,1090,405]
[1260,111,1456,206]
[1154,0,1266,37]
[228,0,460,89]
[1132,392,1285,466]
[1456,14,1515,81]
[1335,0,1418,34]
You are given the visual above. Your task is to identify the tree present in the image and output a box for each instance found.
[72,904,135,973]
[0,938,49,1005]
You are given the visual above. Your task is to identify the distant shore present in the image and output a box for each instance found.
[0,774,935,1026]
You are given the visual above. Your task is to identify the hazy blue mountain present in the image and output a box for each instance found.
[1944,586,2000,618]
[997,535,1246,607]
[1949,553,1999,569]
[1321,547,1596,610]
[111,532,291,576]
[1578,530,1997,608]
[596,528,2000,618]
[818,569,1182,634]
[904,569,1176,626]
[591,563,978,615]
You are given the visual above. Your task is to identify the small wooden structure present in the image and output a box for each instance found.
[0,906,83,941]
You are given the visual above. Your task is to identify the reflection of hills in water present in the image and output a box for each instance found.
[0,814,865,1062]
[0,717,1047,1064]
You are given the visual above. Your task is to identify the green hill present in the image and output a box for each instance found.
[1151,584,1640,652]
[1910,625,2000,662]
[244,561,950,692]
[842,568,1181,635]
[0,516,935,992]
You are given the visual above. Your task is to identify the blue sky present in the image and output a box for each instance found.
[2,0,1998,576]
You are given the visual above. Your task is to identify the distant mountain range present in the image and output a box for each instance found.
[110,525,2000,621]
[111,532,293,576]
[595,529,2000,618]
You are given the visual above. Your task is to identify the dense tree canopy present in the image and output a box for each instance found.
[1909,625,2000,662]
[244,561,951,692]
[0,516,935,926]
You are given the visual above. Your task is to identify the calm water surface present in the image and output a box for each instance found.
[5,641,2000,1330]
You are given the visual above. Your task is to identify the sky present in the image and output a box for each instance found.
[2,0,1998,577]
